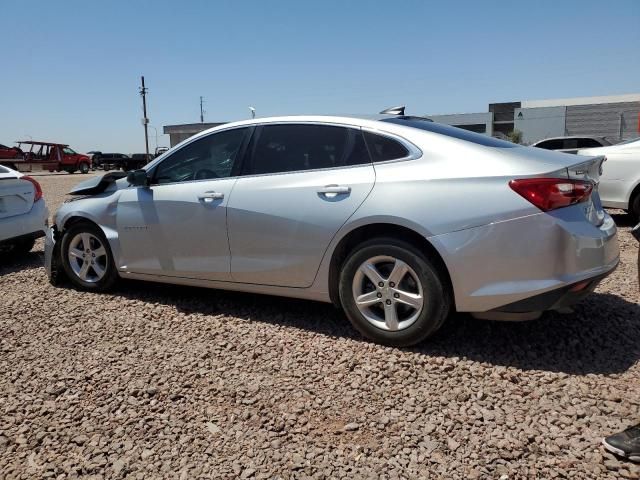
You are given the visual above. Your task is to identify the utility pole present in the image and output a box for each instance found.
[139,76,150,157]
[200,96,205,123]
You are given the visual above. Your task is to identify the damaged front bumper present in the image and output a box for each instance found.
[44,226,64,285]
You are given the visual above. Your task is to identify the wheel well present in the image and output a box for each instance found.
[328,223,454,307]
[60,216,99,233]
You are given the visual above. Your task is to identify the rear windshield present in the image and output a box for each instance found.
[0,166,8,173]
[381,117,518,148]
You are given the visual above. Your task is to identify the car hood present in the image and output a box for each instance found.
[68,171,128,195]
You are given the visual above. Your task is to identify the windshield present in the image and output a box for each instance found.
[381,117,518,148]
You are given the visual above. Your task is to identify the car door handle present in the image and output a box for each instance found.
[317,185,351,195]
[198,191,224,202]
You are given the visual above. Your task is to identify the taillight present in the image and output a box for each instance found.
[509,178,593,212]
[22,176,43,202]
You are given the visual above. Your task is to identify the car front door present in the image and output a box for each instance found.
[227,123,375,287]
[115,127,250,281]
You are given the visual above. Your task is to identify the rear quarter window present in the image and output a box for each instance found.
[363,132,409,162]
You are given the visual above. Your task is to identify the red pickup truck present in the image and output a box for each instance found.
[1,141,91,174]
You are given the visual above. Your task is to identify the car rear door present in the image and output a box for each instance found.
[227,123,375,287]
[115,127,250,280]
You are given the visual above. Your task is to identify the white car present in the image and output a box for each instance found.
[578,137,640,219]
[0,165,48,254]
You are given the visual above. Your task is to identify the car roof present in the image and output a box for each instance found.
[178,114,438,144]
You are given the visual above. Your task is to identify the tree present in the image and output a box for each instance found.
[507,130,523,144]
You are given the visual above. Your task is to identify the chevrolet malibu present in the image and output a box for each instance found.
[45,114,619,346]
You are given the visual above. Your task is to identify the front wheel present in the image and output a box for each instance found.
[339,238,450,347]
[60,223,117,291]
[79,162,90,174]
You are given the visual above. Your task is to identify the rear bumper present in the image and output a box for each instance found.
[430,207,619,312]
[0,199,48,244]
[490,266,616,313]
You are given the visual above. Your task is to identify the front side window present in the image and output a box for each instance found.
[153,128,247,184]
[245,124,370,175]
[63,147,76,155]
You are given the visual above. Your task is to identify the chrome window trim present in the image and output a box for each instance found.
[144,120,423,185]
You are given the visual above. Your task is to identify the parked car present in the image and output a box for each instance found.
[531,136,612,154]
[578,137,640,219]
[1,141,91,174]
[0,165,48,254]
[127,153,154,171]
[45,114,618,347]
[92,153,130,171]
[154,147,169,157]
[0,143,23,160]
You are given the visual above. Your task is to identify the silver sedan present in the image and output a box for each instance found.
[45,114,619,346]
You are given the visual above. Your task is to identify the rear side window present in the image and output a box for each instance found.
[363,132,409,162]
[535,139,563,150]
[245,124,370,175]
[578,138,603,148]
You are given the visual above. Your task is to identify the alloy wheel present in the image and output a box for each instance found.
[67,232,108,283]
[351,255,424,331]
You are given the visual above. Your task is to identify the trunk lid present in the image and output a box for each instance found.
[0,176,35,219]
[565,155,606,226]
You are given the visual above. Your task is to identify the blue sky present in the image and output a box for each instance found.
[2,0,639,153]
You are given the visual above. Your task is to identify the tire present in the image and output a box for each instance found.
[60,222,117,291]
[630,193,640,222]
[339,237,450,347]
[13,238,35,254]
[79,162,90,174]
[0,238,35,255]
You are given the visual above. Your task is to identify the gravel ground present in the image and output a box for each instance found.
[1,173,639,479]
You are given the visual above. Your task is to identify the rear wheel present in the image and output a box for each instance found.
[630,192,640,221]
[339,238,450,347]
[60,223,117,291]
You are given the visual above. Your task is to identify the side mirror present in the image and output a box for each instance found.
[126,169,149,187]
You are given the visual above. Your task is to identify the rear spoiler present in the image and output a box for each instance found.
[68,171,127,195]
